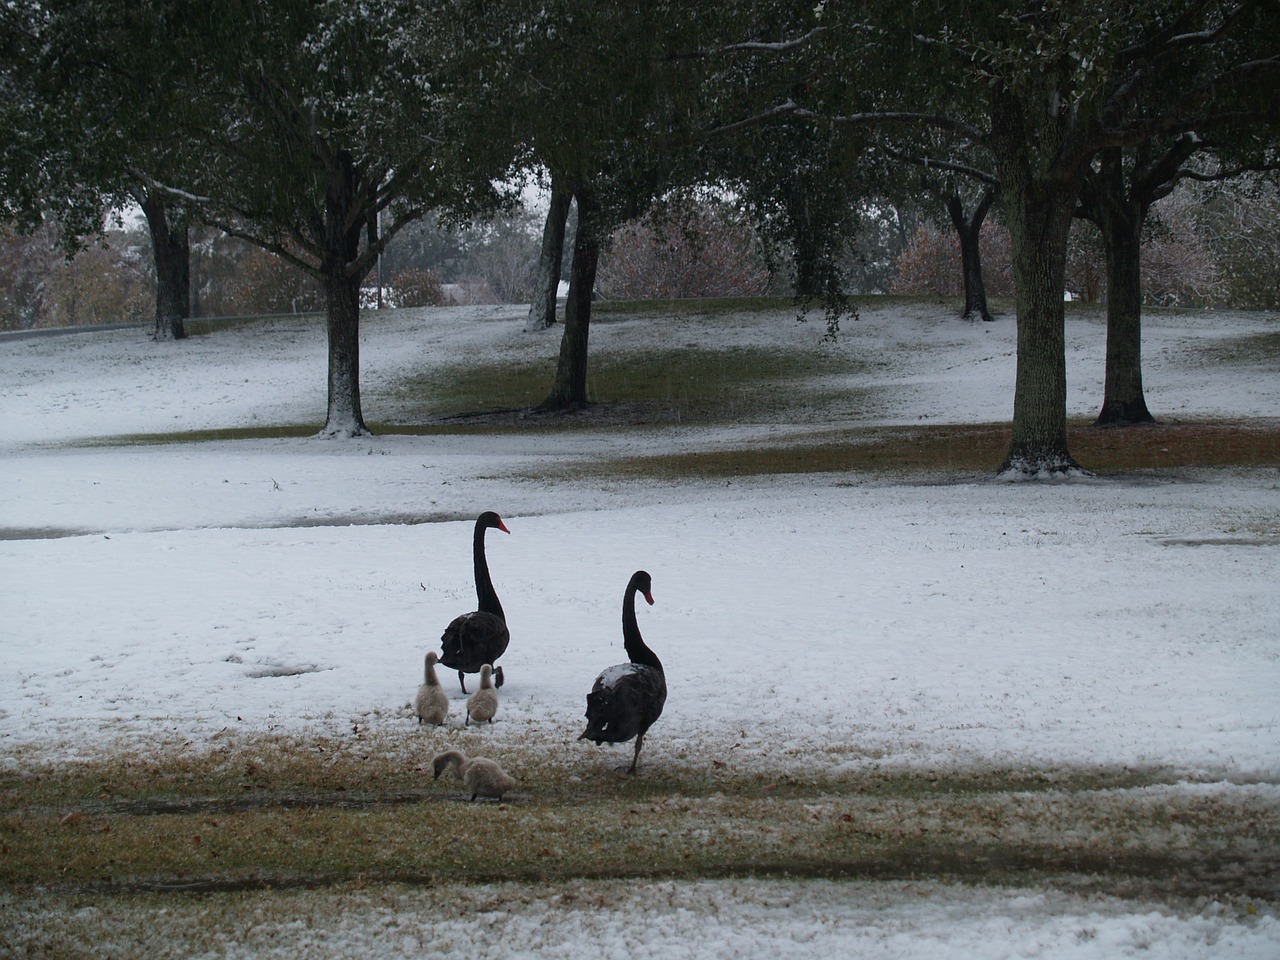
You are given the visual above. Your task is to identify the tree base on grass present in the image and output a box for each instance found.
[315,418,371,439]
[997,443,1092,480]
[1092,399,1159,428]
[535,395,590,414]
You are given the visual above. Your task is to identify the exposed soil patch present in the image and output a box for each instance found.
[3,735,1276,902]
[576,418,1280,479]
[0,526,97,541]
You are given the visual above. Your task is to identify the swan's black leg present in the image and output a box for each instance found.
[494,666,504,688]
[627,734,644,775]
[458,670,469,694]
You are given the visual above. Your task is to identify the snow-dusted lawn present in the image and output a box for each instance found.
[5,879,1276,960]
[1,301,1277,956]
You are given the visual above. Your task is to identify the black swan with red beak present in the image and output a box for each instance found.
[439,512,510,693]
[580,570,665,774]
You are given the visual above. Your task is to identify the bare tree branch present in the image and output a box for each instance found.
[696,98,802,140]
[125,168,213,206]
[715,28,825,55]
[794,108,987,145]
[206,218,323,281]
[883,148,1000,186]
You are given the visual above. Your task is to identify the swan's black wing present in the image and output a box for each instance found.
[439,611,510,673]
[580,663,666,745]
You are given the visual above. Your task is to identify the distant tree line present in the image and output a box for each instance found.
[7,175,1272,331]
[0,198,778,327]
[891,175,1279,310]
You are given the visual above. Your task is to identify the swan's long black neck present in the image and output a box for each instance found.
[623,584,662,674]
[474,522,505,621]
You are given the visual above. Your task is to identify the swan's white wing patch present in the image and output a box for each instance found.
[597,664,643,688]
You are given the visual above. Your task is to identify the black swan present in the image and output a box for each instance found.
[439,512,510,693]
[579,569,665,774]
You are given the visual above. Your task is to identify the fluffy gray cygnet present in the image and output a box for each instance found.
[431,749,517,801]
[466,663,499,725]
[415,651,450,726]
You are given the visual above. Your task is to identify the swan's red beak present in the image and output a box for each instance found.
[643,589,654,605]
[497,519,510,534]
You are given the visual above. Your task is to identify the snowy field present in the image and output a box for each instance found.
[1,301,1278,956]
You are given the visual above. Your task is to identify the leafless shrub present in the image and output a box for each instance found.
[1142,187,1221,306]
[888,222,1014,298]
[0,223,57,330]
[1,220,152,329]
[194,235,324,316]
[1065,221,1106,302]
[890,200,1225,307]
[462,227,537,303]
[598,201,771,300]
[442,278,500,305]
[1192,175,1280,310]
[388,267,447,307]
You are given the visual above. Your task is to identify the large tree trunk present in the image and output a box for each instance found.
[319,273,368,437]
[947,189,996,322]
[990,93,1083,477]
[540,185,600,411]
[1084,150,1157,428]
[1001,191,1078,475]
[317,150,370,438]
[525,171,572,333]
[140,194,189,341]
[1095,216,1156,426]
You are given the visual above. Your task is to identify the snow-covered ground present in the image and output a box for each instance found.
[5,878,1276,960]
[1,301,1278,956]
